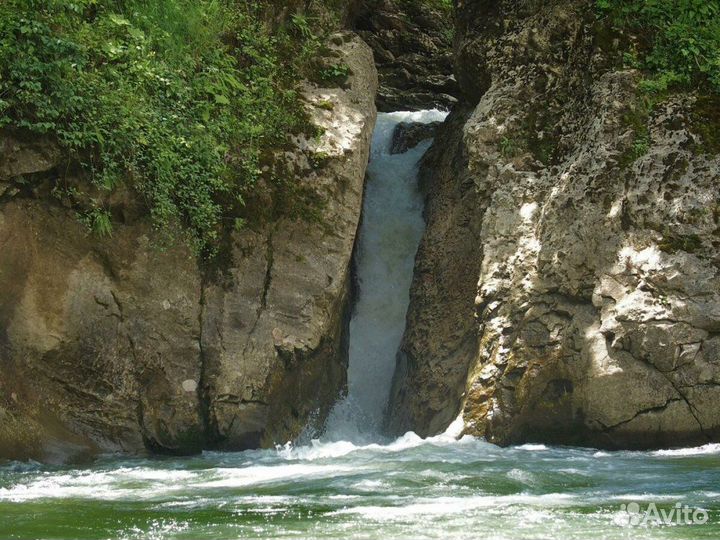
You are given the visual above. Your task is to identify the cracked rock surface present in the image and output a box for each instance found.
[387,0,720,449]
[353,0,458,111]
[201,35,378,451]
[0,35,377,462]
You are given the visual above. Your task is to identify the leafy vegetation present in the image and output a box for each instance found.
[690,95,720,154]
[317,63,351,86]
[617,95,654,167]
[420,0,453,11]
[396,0,451,10]
[597,0,720,93]
[0,0,340,256]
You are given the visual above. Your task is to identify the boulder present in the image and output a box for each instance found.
[390,121,442,154]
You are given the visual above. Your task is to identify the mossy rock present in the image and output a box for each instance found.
[689,95,720,155]
[658,232,703,254]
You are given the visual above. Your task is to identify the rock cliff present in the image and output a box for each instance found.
[388,0,720,449]
[353,0,458,111]
[0,35,377,462]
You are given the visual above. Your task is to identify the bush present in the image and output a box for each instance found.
[0,0,328,256]
[597,0,720,93]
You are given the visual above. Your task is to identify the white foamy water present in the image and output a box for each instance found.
[652,443,720,457]
[322,109,448,443]
[2,111,720,540]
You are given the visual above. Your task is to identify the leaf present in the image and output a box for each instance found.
[128,27,145,41]
[213,94,230,105]
[108,14,131,27]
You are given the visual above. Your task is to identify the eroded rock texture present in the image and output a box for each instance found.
[388,0,720,449]
[354,0,458,111]
[390,121,443,154]
[0,35,377,462]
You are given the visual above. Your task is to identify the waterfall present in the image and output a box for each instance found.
[322,109,448,443]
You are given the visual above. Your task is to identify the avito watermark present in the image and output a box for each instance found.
[618,502,709,527]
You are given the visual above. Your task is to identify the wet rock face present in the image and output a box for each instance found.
[390,121,442,154]
[0,35,377,463]
[354,0,458,111]
[389,0,720,449]
[385,107,484,437]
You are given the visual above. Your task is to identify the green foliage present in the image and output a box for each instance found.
[80,207,113,237]
[618,95,655,167]
[630,133,650,159]
[499,137,517,158]
[597,0,720,93]
[690,95,720,154]
[317,63,351,86]
[316,100,335,111]
[0,0,329,256]
[658,231,703,253]
[401,0,453,13]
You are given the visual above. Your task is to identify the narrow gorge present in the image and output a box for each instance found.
[323,109,446,443]
[1,0,720,538]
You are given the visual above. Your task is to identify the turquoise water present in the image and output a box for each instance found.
[2,436,720,539]
[3,112,719,539]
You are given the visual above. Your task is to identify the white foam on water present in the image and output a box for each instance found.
[0,466,212,502]
[515,444,549,451]
[0,473,142,502]
[277,412,476,462]
[612,493,685,501]
[353,479,389,491]
[506,468,536,486]
[119,467,197,481]
[196,463,356,489]
[652,443,720,457]
[118,519,190,540]
[442,414,466,439]
[0,460,360,502]
[329,493,578,520]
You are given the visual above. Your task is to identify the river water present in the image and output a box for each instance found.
[2,112,720,540]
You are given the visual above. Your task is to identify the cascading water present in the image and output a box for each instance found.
[2,112,720,540]
[322,110,447,443]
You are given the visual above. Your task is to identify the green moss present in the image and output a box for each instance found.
[309,151,332,169]
[619,131,650,168]
[517,94,570,166]
[618,96,656,168]
[500,137,518,158]
[689,95,720,155]
[524,108,559,166]
[498,106,561,166]
[315,62,351,87]
[658,231,703,253]
[316,100,335,111]
[498,133,555,165]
